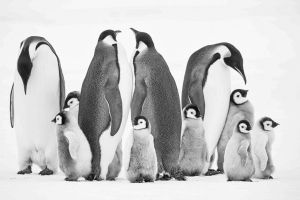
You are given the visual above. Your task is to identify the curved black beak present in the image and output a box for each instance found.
[272,122,279,128]
[51,118,56,123]
[130,28,139,35]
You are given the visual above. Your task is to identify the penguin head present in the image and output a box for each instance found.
[230,89,248,105]
[130,28,155,52]
[63,91,80,109]
[237,120,252,134]
[52,111,67,125]
[98,29,121,45]
[183,104,201,119]
[133,116,149,130]
[260,117,279,131]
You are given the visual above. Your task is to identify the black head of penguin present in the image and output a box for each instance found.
[183,104,201,119]
[98,30,121,42]
[230,89,248,105]
[130,28,155,49]
[237,120,252,134]
[63,91,81,109]
[133,116,149,129]
[52,111,68,125]
[260,117,279,130]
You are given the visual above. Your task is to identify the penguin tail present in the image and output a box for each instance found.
[170,166,186,181]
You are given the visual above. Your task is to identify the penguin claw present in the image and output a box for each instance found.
[269,176,273,179]
[65,177,77,181]
[17,166,32,175]
[205,169,222,176]
[39,168,54,176]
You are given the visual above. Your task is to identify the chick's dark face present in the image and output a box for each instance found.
[183,104,201,119]
[133,116,149,130]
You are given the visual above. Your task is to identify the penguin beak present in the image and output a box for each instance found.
[114,30,121,35]
[242,90,248,97]
[130,28,139,35]
[51,118,56,123]
[63,103,69,110]
[232,66,247,84]
[246,125,252,131]
[272,122,279,128]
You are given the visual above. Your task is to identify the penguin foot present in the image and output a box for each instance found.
[242,178,252,182]
[170,166,186,181]
[65,177,78,181]
[106,178,115,181]
[17,166,32,175]
[38,167,54,176]
[227,179,232,182]
[86,173,102,181]
[205,169,222,176]
[269,176,273,179]
[217,169,224,174]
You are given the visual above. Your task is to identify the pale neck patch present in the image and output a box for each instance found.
[263,121,273,131]
[137,41,147,53]
[233,92,248,104]
[102,35,117,46]
[68,98,79,108]
[239,123,250,133]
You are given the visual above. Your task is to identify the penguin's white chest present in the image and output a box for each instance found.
[203,59,231,157]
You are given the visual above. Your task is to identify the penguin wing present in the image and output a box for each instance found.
[10,84,14,128]
[131,78,147,122]
[238,140,250,167]
[64,131,79,160]
[104,57,122,137]
[254,145,268,171]
[36,41,66,110]
[124,128,134,171]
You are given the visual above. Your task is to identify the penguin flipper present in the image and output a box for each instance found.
[124,128,134,171]
[10,83,14,128]
[64,131,79,160]
[105,72,122,137]
[189,78,205,118]
[254,145,268,171]
[131,78,147,122]
[238,140,250,167]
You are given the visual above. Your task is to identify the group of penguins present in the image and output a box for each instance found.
[9,28,279,183]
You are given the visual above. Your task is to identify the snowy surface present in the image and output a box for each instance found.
[1,0,300,199]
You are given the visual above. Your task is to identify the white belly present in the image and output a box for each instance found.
[203,58,231,158]
[14,46,60,152]
[99,42,133,179]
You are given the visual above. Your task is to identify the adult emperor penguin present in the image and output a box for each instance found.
[181,43,247,167]
[178,104,209,176]
[217,89,254,173]
[124,116,157,183]
[130,28,182,180]
[10,36,65,175]
[78,30,133,180]
[63,91,80,119]
[53,111,92,181]
[252,117,279,179]
[224,120,255,182]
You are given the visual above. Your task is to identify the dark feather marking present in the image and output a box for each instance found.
[133,51,139,77]
[112,44,120,83]
[202,53,221,87]
[10,83,14,128]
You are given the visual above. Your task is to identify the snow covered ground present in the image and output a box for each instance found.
[1,0,300,199]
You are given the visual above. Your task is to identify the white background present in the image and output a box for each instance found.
[0,0,299,199]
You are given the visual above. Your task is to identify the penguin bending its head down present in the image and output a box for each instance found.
[252,117,279,179]
[79,30,133,180]
[130,28,182,180]
[63,91,80,118]
[10,36,65,175]
[224,120,255,182]
[181,43,247,168]
[217,89,254,172]
[124,116,157,183]
[52,111,92,181]
[178,104,209,176]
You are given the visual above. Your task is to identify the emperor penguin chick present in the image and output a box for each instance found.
[252,117,279,179]
[52,111,92,181]
[124,116,157,183]
[224,120,255,182]
[63,91,80,119]
[217,89,254,172]
[178,104,209,176]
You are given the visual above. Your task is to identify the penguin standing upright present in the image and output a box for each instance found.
[10,36,65,175]
[124,116,157,183]
[79,30,133,180]
[224,120,255,182]
[217,89,254,172]
[252,117,279,179]
[130,28,182,180]
[63,91,80,119]
[181,43,247,169]
[178,104,209,176]
[53,111,92,181]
